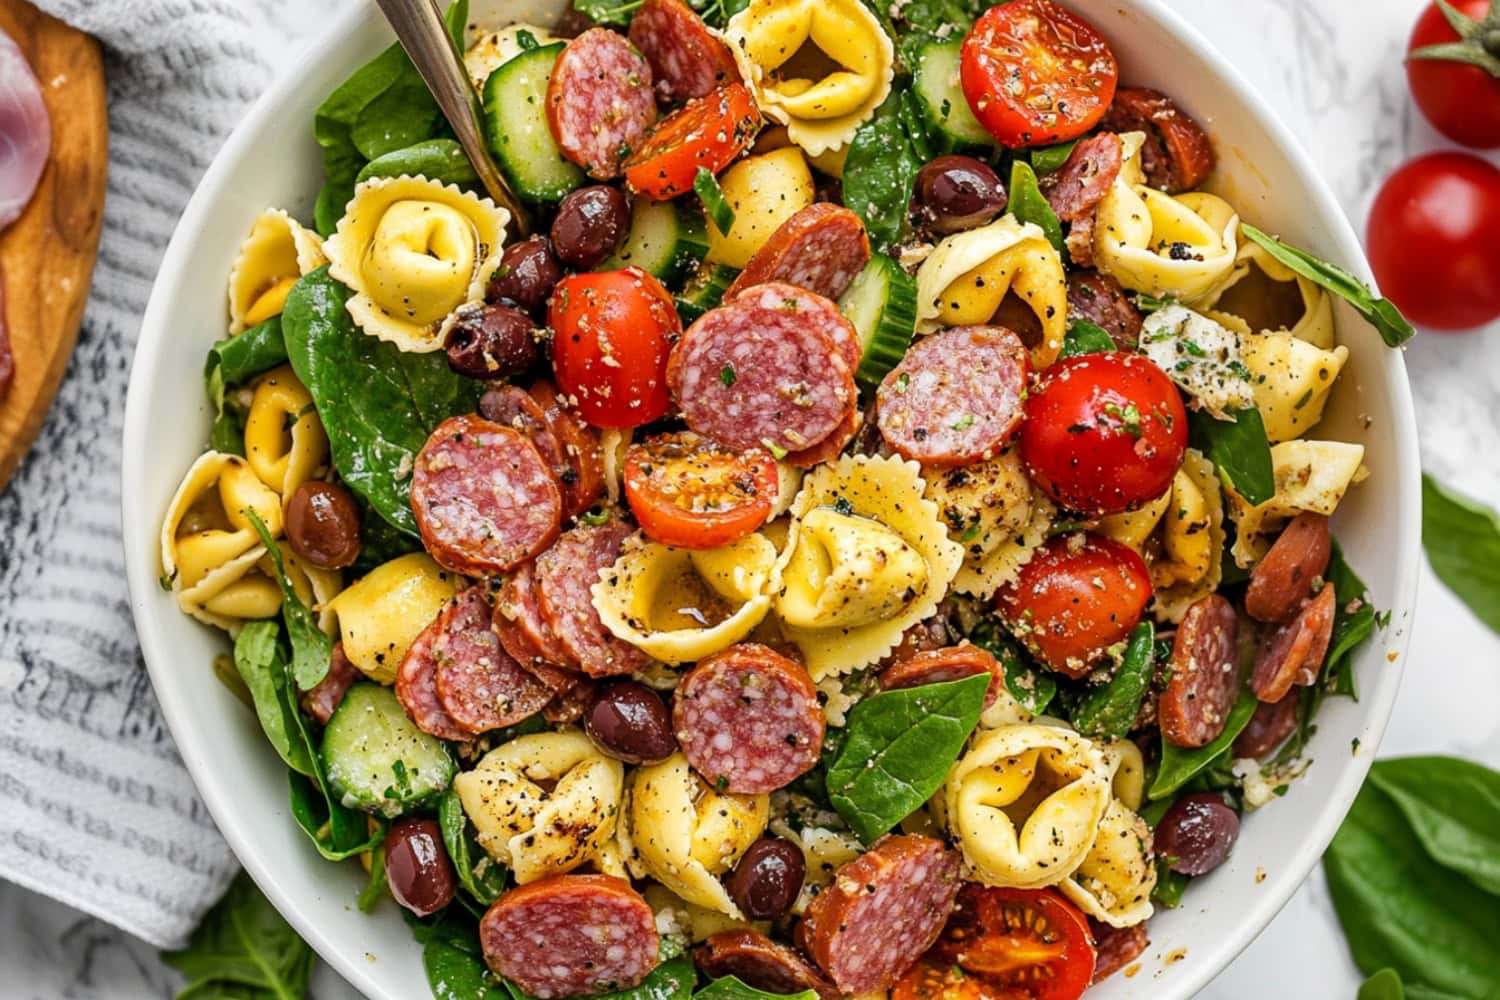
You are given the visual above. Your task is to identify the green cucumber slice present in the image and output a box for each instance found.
[482,44,585,204]
[603,198,708,286]
[322,683,456,818]
[839,254,918,390]
[913,38,996,155]
[675,262,740,324]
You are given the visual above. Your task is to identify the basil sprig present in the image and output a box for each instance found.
[163,872,315,998]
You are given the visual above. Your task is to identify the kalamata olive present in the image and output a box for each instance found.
[384,817,456,917]
[284,481,361,570]
[444,302,541,381]
[551,185,630,270]
[489,237,563,317]
[726,837,805,920]
[912,155,1008,235]
[1154,792,1240,876]
[585,680,677,764]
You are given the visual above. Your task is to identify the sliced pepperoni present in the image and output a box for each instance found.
[1067,270,1143,350]
[875,326,1030,469]
[496,562,581,677]
[300,641,359,726]
[1101,87,1216,193]
[433,584,553,734]
[1245,513,1332,624]
[672,642,824,794]
[1066,218,1098,268]
[800,834,962,995]
[783,405,860,470]
[1160,594,1241,749]
[879,644,1004,708]
[531,380,607,521]
[724,203,872,302]
[628,0,740,103]
[547,28,658,180]
[668,283,857,455]
[481,875,659,998]
[878,610,956,669]
[536,518,651,677]
[1041,132,1124,223]
[480,384,571,485]
[410,415,563,576]
[1233,692,1300,760]
[1251,583,1337,703]
[543,677,597,725]
[695,931,839,1000]
[396,608,476,742]
[1090,920,1149,984]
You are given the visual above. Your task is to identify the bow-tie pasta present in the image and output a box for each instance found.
[454,729,625,885]
[1230,440,1366,568]
[228,209,326,334]
[725,0,894,156]
[326,552,460,684]
[925,449,1058,599]
[242,365,328,501]
[324,175,510,352]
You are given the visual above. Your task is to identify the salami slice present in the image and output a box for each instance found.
[547,28,658,180]
[724,204,871,302]
[695,931,839,1000]
[1090,920,1150,984]
[668,283,856,454]
[879,644,1004,708]
[531,380,607,521]
[628,0,739,103]
[1245,513,1332,624]
[1041,132,1124,223]
[1160,594,1240,749]
[481,875,659,999]
[672,642,824,794]
[536,518,651,677]
[1101,87,1216,193]
[1233,692,1299,760]
[783,405,860,469]
[301,641,359,726]
[799,834,961,994]
[497,562,581,674]
[411,415,563,576]
[396,607,476,742]
[1067,270,1142,349]
[878,611,956,669]
[433,585,553,734]
[1250,583,1337,703]
[875,326,1030,469]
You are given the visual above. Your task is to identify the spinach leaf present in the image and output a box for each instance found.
[1323,541,1375,699]
[1072,623,1154,740]
[423,916,510,1000]
[826,673,990,842]
[231,621,316,778]
[1151,865,1188,910]
[505,956,697,1000]
[351,490,423,575]
[1367,756,1500,896]
[1188,406,1276,506]
[1358,969,1406,1000]
[162,871,315,1000]
[358,838,389,913]
[247,510,335,691]
[440,787,509,906]
[357,138,480,188]
[1422,474,1500,635]
[1325,778,1500,998]
[208,408,247,457]
[1030,140,1077,175]
[1148,689,1257,800]
[282,267,483,537]
[695,168,736,234]
[696,976,816,1000]
[891,0,984,69]
[843,92,924,252]
[1060,320,1117,359]
[205,316,287,404]
[1006,160,1064,254]
[573,0,644,27]
[288,766,387,862]
[1240,224,1415,348]
[966,616,1056,715]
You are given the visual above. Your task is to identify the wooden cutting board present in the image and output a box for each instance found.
[0,0,106,490]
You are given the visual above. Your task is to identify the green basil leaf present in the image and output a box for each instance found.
[1030,140,1078,175]
[1358,969,1406,1000]
[695,167,736,235]
[1367,756,1500,896]
[1323,540,1375,700]
[827,673,990,842]
[1151,864,1188,910]
[1006,160,1064,254]
[1422,474,1500,635]
[1188,406,1276,506]
[205,316,288,398]
[282,267,483,538]
[1060,320,1117,359]
[1073,623,1154,740]
[247,510,335,691]
[843,91,924,252]
[358,839,389,913]
[1149,689,1258,800]
[1240,224,1415,348]
[1325,780,1500,997]
[231,621,317,778]
[208,409,247,457]
[696,976,816,1000]
[440,787,510,906]
[288,767,387,862]
[357,138,480,188]
[572,0,644,26]
[966,617,1056,715]
[163,871,316,999]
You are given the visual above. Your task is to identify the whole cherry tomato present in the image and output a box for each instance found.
[1406,0,1500,149]
[1367,152,1500,331]
[549,267,680,427]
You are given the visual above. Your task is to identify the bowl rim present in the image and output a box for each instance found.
[121,1,1422,997]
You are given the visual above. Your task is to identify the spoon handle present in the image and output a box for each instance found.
[374,0,531,237]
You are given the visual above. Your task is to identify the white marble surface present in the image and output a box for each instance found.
[7,0,1500,997]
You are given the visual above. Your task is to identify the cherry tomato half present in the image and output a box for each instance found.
[1406,0,1500,149]
[1019,352,1187,516]
[549,267,681,428]
[623,432,779,549]
[624,84,761,200]
[894,886,1096,1000]
[960,0,1119,148]
[1367,151,1500,331]
[994,533,1152,678]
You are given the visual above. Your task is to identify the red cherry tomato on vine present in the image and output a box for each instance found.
[1406,0,1500,149]
[1019,352,1187,517]
[549,267,681,427]
[1367,152,1500,331]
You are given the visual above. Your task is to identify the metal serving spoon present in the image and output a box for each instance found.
[374,0,531,237]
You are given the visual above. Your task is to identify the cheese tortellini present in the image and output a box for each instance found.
[926,449,1057,599]
[1206,239,1336,350]
[1152,449,1226,622]
[326,552,459,684]
[914,215,1068,369]
[726,0,893,156]
[242,365,328,501]
[1060,796,1156,928]
[455,729,625,884]
[705,148,815,268]
[228,208,326,333]
[324,175,510,352]
[1229,440,1367,568]
[769,455,963,678]
[1239,331,1349,444]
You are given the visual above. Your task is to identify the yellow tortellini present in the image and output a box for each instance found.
[644,886,767,947]
[1205,238,1336,350]
[944,724,1113,889]
[1099,739,1146,812]
[228,209,326,333]
[1093,132,1239,304]
[925,449,1054,599]
[326,552,459,684]
[1097,488,1174,554]
[455,729,625,885]
[1059,796,1156,928]
[914,215,1068,369]
[1152,449,1226,623]
[706,148,815,267]
[464,23,558,90]
[242,365,328,501]
[726,0,893,156]
[324,175,510,352]
[769,455,963,678]
[1230,439,1366,568]
[621,754,769,917]
[767,819,862,916]
[1239,331,1349,444]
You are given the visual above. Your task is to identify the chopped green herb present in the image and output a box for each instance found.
[950,413,976,432]
[761,438,788,460]
[720,364,737,387]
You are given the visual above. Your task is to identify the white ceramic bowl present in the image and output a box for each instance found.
[122,1,1421,996]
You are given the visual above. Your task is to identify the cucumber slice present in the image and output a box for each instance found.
[838,254,917,390]
[603,198,708,286]
[323,683,456,818]
[913,38,996,155]
[674,262,740,323]
[483,44,585,205]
